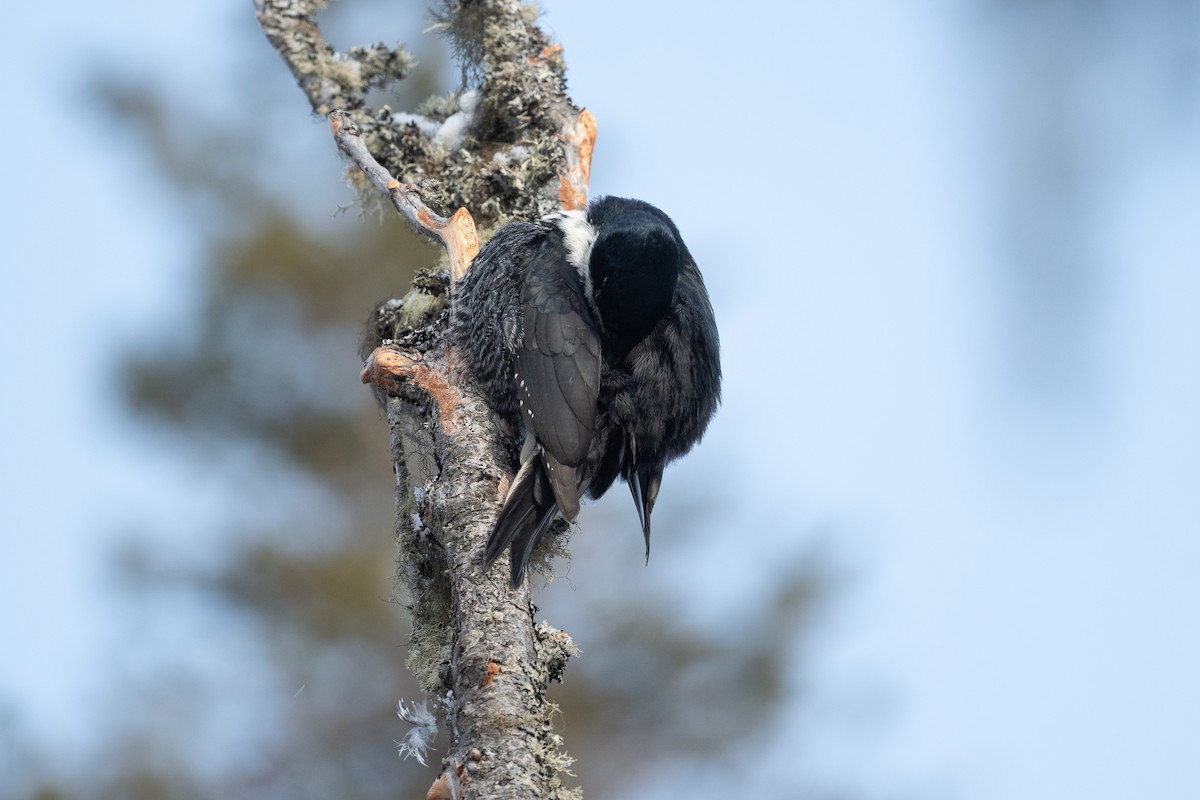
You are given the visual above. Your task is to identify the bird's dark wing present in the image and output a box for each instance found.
[480,228,601,585]
[513,235,602,483]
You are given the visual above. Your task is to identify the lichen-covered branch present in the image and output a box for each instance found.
[257,0,593,232]
[257,1,594,798]
[253,0,416,116]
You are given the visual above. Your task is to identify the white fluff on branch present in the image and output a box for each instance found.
[395,698,438,765]
[434,89,480,150]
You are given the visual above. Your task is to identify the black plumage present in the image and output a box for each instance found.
[453,196,721,587]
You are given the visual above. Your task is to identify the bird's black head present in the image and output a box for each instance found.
[587,200,681,348]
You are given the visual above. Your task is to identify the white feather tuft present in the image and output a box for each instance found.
[395,698,438,766]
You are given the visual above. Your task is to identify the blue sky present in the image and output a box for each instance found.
[3,1,1198,797]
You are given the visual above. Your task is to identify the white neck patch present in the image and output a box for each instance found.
[551,209,596,272]
[548,210,599,315]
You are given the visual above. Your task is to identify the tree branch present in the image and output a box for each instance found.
[330,111,480,282]
[258,1,595,797]
[254,0,416,116]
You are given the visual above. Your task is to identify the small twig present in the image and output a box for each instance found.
[329,111,479,283]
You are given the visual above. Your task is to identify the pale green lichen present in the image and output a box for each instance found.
[398,504,454,695]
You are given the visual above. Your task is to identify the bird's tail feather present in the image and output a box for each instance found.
[485,456,561,588]
[628,464,664,564]
[510,501,560,588]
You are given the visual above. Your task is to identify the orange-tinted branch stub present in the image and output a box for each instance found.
[559,109,597,212]
[441,207,480,282]
[361,345,462,432]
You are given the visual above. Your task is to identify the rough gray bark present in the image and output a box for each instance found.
[254,1,592,797]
